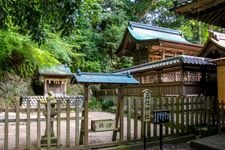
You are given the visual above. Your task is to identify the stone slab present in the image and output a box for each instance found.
[190,134,225,150]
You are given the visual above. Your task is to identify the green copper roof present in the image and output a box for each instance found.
[39,64,72,76]
[71,69,139,85]
[128,22,192,44]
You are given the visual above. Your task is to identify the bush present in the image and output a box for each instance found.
[102,99,115,111]
[88,97,102,111]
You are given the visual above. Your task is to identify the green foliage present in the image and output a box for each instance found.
[0,29,59,78]
[102,99,115,111]
[179,20,209,44]
[0,0,224,80]
[88,97,102,111]
[143,0,210,45]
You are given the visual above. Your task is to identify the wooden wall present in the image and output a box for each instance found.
[217,65,225,103]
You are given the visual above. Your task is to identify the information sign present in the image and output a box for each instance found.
[142,89,153,122]
[153,110,170,123]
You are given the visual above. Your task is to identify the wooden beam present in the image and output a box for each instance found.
[84,84,89,149]
[175,0,224,13]
[79,84,89,148]
[156,43,202,53]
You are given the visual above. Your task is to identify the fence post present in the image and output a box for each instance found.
[66,99,70,147]
[127,98,131,140]
[4,99,9,150]
[134,98,138,139]
[16,99,20,149]
[186,97,190,132]
[57,100,61,147]
[47,100,51,148]
[181,96,184,134]
[170,97,175,134]
[75,98,80,147]
[175,97,180,135]
[37,100,41,149]
[26,99,31,149]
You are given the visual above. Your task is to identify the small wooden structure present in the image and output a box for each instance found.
[172,0,225,28]
[70,70,139,148]
[198,30,225,58]
[103,55,217,97]
[39,64,72,96]
[116,22,202,65]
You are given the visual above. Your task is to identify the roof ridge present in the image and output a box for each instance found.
[114,55,214,73]
[129,21,182,35]
[209,30,225,41]
[115,56,181,73]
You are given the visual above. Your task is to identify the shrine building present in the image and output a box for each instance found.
[101,22,218,97]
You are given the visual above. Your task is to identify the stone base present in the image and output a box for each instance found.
[41,136,58,147]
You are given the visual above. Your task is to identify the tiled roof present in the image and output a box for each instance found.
[114,55,216,74]
[71,69,139,85]
[209,30,225,48]
[39,64,72,76]
[128,22,192,45]
[198,30,225,57]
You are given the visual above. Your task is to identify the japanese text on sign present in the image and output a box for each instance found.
[153,110,170,123]
[142,89,153,122]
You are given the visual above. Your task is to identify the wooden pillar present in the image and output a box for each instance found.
[44,79,47,96]
[64,80,67,95]
[112,86,123,141]
[119,87,124,142]
[79,84,89,148]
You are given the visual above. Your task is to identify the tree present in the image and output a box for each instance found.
[143,0,210,44]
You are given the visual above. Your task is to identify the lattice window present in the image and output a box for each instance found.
[142,74,158,84]
[161,71,181,82]
[184,71,202,82]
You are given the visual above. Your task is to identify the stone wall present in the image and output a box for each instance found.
[0,72,34,108]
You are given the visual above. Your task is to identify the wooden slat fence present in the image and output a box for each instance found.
[123,96,222,142]
[1,95,225,149]
[0,96,84,150]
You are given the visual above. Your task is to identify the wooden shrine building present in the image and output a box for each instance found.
[101,22,216,97]
[173,0,225,101]
[39,64,72,96]
[198,30,225,59]
[112,55,217,97]
[116,21,202,65]
[199,31,225,102]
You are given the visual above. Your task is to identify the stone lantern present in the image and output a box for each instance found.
[41,91,58,146]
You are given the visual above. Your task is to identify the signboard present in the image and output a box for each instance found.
[153,110,170,123]
[142,89,153,122]
[91,119,115,132]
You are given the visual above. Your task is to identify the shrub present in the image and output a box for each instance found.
[88,97,102,111]
[102,99,115,111]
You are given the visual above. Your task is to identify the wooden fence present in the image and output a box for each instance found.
[0,96,225,149]
[0,96,84,150]
[123,96,222,142]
